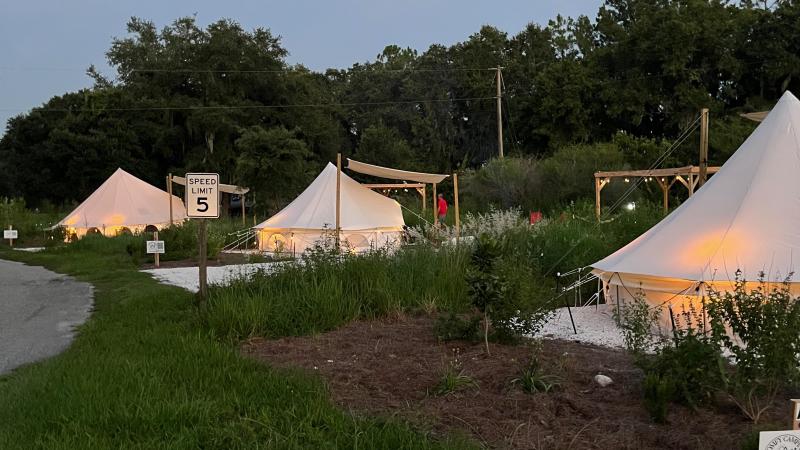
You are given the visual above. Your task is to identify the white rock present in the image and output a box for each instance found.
[594,374,613,387]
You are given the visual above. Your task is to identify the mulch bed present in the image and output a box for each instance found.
[242,315,787,449]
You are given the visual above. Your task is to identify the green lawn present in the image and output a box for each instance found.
[0,243,472,449]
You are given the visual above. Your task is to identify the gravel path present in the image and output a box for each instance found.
[0,259,93,375]
[538,304,626,349]
[142,262,285,293]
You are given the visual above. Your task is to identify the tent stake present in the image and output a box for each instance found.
[564,293,577,335]
[668,304,679,346]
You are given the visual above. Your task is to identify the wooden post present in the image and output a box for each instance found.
[699,108,709,187]
[421,185,426,212]
[792,399,800,430]
[433,183,438,226]
[656,177,669,215]
[496,66,504,159]
[335,153,342,250]
[453,173,460,237]
[167,173,174,226]
[153,230,160,268]
[7,224,13,248]
[595,177,601,220]
[241,194,246,226]
[198,219,208,303]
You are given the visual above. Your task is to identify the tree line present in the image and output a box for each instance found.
[1,0,798,214]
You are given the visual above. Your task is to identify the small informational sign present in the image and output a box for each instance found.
[4,229,18,240]
[185,173,220,218]
[146,240,165,254]
[759,431,800,450]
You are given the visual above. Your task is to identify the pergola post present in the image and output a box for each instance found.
[656,177,669,215]
[699,108,709,187]
[453,172,460,237]
[167,173,174,226]
[594,176,609,220]
[433,183,438,225]
[241,194,246,225]
[595,177,601,220]
[421,185,426,212]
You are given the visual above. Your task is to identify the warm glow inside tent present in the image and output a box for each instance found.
[255,163,405,253]
[592,91,800,326]
[57,168,187,238]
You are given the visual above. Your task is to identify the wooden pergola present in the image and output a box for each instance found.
[363,183,428,210]
[594,165,720,219]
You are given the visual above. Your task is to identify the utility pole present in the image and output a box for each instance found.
[699,108,709,187]
[495,67,504,159]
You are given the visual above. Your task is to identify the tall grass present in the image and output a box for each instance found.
[0,197,64,247]
[204,246,471,341]
[0,240,473,449]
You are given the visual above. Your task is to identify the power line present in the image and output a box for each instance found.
[0,96,497,113]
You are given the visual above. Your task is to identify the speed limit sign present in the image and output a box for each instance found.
[185,173,220,218]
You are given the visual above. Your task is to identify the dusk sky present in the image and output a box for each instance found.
[1,0,604,133]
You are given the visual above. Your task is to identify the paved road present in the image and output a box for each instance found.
[0,259,93,375]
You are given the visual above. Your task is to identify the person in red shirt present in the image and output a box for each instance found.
[437,193,448,225]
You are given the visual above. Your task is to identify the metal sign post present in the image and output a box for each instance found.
[185,173,220,303]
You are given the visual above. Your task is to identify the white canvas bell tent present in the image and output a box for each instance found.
[57,168,187,238]
[592,90,800,323]
[255,163,405,253]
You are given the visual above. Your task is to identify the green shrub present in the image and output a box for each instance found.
[435,313,480,342]
[706,273,800,423]
[614,293,662,356]
[643,373,674,423]
[642,331,725,409]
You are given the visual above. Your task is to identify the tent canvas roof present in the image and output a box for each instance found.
[58,168,187,229]
[593,91,800,283]
[255,163,405,231]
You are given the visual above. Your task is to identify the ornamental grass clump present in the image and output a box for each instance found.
[434,348,478,396]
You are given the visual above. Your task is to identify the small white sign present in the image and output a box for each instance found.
[185,173,220,218]
[4,229,18,239]
[760,431,800,450]
[146,240,165,254]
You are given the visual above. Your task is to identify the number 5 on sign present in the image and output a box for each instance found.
[185,173,220,218]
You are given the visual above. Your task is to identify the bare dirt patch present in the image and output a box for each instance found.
[242,315,786,449]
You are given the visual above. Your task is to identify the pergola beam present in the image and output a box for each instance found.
[593,165,721,220]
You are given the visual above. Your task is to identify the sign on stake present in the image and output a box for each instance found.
[4,226,17,247]
[146,231,165,268]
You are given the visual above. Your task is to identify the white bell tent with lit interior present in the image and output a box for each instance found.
[592,90,800,322]
[254,160,406,254]
[56,168,187,238]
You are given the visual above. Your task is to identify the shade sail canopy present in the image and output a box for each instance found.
[346,159,449,184]
[594,91,800,287]
[171,175,249,195]
[58,168,187,234]
[740,111,769,122]
[255,163,404,232]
